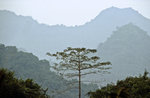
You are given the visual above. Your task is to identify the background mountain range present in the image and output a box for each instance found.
[0,7,150,59]
[0,7,150,88]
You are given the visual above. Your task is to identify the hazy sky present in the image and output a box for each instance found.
[0,0,149,26]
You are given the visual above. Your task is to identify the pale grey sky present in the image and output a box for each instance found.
[0,0,149,26]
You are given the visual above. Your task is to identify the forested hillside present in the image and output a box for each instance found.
[0,44,97,98]
[97,23,150,85]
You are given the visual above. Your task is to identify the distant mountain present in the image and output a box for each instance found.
[96,23,150,85]
[0,7,150,59]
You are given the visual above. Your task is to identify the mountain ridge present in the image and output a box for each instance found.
[1,7,150,27]
[0,7,150,59]
[84,7,148,25]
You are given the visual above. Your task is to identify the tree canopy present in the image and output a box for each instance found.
[47,47,111,98]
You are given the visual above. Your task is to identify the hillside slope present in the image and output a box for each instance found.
[96,23,150,85]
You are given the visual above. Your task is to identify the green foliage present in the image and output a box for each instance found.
[0,44,97,98]
[89,71,150,98]
[0,68,49,98]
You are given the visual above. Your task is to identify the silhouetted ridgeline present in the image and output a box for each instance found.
[0,7,150,59]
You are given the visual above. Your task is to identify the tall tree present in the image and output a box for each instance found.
[47,47,111,98]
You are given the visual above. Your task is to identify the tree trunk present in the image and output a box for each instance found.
[78,52,81,98]
[79,67,81,98]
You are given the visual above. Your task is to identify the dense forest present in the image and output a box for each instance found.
[0,44,97,98]
[89,71,150,98]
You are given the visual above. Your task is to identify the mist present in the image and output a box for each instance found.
[0,1,150,98]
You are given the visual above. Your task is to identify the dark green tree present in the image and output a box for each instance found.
[47,47,111,98]
[88,71,150,98]
[0,68,49,98]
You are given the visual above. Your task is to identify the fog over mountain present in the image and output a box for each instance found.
[96,23,150,86]
[0,7,150,59]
